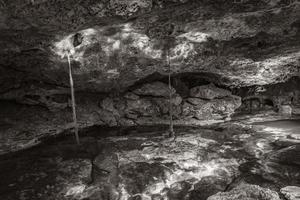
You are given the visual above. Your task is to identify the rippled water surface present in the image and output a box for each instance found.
[254,119,300,135]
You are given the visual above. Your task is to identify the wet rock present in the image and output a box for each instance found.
[92,150,120,200]
[168,181,191,200]
[273,138,300,148]
[292,107,300,115]
[119,162,167,195]
[133,82,176,98]
[93,151,119,186]
[190,84,231,100]
[268,145,300,166]
[288,134,300,140]
[207,184,280,200]
[11,157,93,200]
[280,186,300,200]
[189,176,229,200]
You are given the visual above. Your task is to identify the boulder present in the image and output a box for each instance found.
[190,84,231,100]
[207,184,280,200]
[191,96,241,120]
[189,176,229,200]
[124,92,140,100]
[133,82,176,97]
[125,99,160,117]
[268,145,300,166]
[280,186,300,200]
[292,107,300,115]
[278,105,292,116]
[187,98,207,106]
[168,181,192,200]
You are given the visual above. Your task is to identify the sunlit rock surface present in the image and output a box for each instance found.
[1,122,299,200]
[281,186,300,200]
[0,0,300,93]
[207,183,280,200]
[0,0,300,152]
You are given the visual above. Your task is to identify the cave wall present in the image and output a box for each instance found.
[0,79,242,154]
[235,76,300,115]
[0,0,300,154]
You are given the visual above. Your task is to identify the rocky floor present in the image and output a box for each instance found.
[0,121,299,200]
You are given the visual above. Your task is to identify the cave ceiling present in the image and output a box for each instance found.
[0,0,300,94]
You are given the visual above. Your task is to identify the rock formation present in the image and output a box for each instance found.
[207,184,280,200]
[0,0,299,152]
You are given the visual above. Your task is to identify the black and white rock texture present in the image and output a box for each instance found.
[281,186,300,200]
[207,184,281,200]
[0,0,300,152]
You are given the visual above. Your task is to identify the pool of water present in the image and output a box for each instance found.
[254,119,300,136]
[0,122,299,200]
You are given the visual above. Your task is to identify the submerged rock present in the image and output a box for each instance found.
[207,184,280,200]
[189,176,229,200]
[268,145,300,166]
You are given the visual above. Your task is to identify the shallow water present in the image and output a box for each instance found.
[254,119,300,136]
[0,122,299,200]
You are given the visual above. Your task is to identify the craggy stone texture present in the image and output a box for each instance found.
[0,0,299,152]
[190,83,231,99]
[0,156,92,200]
[1,122,300,200]
[235,77,300,115]
[207,184,280,200]
[0,81,241,154]
[0,0,300,94]
[133,81,176,97]
[281,186,300,200]
[85,126,249,200]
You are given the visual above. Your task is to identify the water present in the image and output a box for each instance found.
[0,122,299,200]
[254,119,300,136]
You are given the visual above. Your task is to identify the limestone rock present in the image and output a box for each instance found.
[292,107,300,115]
[207,184,280,200]
[187,98,207,106]
[191,96,241,120]
[278,105,292,116]
[280,186,300,200]
[190,84,232,100]
[125,98,160,117]
[124,92,140,100]
[133,82,175,97]
[168,181,192,200]
[268,145,300,166]
[189,176,229,200]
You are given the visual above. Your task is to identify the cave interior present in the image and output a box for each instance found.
[0,0,300,200]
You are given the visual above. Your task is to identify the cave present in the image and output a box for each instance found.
[1,1,300,200]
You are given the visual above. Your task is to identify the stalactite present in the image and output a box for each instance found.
[67,52,80,145]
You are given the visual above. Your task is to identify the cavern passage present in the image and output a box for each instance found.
[0,0,300,199]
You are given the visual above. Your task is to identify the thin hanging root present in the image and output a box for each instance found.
[167,50,174,136]
[67,53,80,145]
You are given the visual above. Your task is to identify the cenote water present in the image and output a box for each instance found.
[254,119,300,136]
[0,122,299,200]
